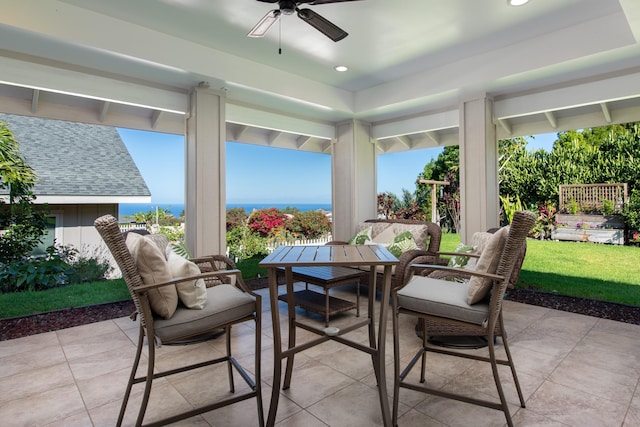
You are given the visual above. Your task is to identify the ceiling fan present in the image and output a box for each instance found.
[248,0,362,42]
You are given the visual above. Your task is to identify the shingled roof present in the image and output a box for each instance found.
[0,113,150,202]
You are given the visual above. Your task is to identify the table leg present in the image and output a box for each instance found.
[283,267,296,389]
[267,267,282,427]
[368,269,378,380]
[376,265,393,427]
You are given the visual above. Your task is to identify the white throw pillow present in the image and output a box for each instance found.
[166,248,208,310]
[466,226,510,305]
[448,243,476,268]
[371,225,397,245]
[125,233,178,319]
[348,226,373,244]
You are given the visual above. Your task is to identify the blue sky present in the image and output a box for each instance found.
[118,128,558,205]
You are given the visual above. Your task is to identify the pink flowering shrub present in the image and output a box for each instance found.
[248,208,289,237]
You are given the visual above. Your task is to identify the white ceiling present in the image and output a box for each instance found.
[1,0,640,153]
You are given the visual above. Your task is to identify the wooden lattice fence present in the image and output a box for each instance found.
[559,183,628,214]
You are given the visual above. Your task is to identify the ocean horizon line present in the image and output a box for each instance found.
[119,202,332,219]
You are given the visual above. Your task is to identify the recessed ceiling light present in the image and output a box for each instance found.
[335,65,348,72]
[508,0,529,6]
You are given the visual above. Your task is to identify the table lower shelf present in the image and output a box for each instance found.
[278,289,357,319]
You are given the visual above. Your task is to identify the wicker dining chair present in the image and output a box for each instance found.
[95,215,264,427]
[391,210,536,427]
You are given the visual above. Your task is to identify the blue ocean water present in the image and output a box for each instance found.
[118,202,332,219]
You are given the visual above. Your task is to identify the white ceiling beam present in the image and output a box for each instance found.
[372,110,458,140]
[296,135,312,150]
[151,110,163,129]
[600,102,612,123]
[496,104,640,140]
[498,118,512,135]
[226,102,336,140]
[322,141,333,154]
[425,131,440,145]
[495,71,640,120]
[396,135,412,149]
[232,124,248,141]
[0,56,188,114]
[31,89,39,113]
[99,101,110,123]
[268,130,282,145]
[544,111,558,129]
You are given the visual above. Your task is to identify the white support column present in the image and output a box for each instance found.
[332,119,377,241]
[184,83,227,256]
[458,96,499,243]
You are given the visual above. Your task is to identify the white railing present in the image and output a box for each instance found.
[119,222,148,232]
[265,235,332,252]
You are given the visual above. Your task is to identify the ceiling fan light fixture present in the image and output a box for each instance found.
[508,0,529,6]
[248,9,281,37]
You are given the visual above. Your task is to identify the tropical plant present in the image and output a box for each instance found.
[621,189,640,230]
[499,195,524,225]
[286,210,331,238]
[0,121,48,263]
[226,223,269,261]
[226,207,247,231]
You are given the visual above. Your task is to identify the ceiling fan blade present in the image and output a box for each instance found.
[297,8,348,42]
[305,0,364,4]
[248,10,281,38]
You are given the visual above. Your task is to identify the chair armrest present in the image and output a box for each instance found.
[436,251,481,259]
[410,263,504,282]
[132,270,244,294]
[393,249,444,288]
[190,254,237,270]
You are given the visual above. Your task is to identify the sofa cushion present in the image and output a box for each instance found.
[386,231,419,257]
[371,224,397,244]
[467,226,510,305]
[125,233,179,319]
[392,223,429,250]
[153,284,256,343]
[362,222,392,238]
[397,276,489,326]
[447,243,476,268]
[348,226,373,245]
[166,248,208,310]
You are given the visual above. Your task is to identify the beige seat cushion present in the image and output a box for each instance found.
[153,284,256,343]
[126,233,179,319]
[466,226,510,305]
[166,248,208,310]
[397,276,489,325]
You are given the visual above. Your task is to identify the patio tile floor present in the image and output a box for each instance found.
[1,284,638,426]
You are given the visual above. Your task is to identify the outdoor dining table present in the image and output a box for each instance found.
[259,244,399,427]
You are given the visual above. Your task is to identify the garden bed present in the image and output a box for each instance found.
[1,283,639,341]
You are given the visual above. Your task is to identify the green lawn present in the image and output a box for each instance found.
[0,279,130,319]
[1,236,638,319]
[439,233,640,306]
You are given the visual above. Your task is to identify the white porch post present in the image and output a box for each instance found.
[458,95,499,243]
[332,119,377,241]
[184,83,227,256]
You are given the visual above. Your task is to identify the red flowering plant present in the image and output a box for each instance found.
[247,208,290,237]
